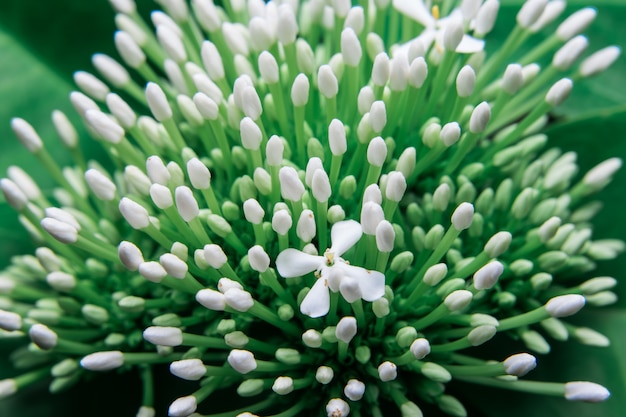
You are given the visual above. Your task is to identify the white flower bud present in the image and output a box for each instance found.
[456,65,476,98]
[444,290,473,311]
[557,8,596,41]
[218,278,243,294]
[272,210,292,235]
[375,220,395,253]
[545,78,573,107]
[119,198,150,230]
[145,82,172,122]
[389,52,409,91]
[160,253,188,279]
[51,110,78,148]
[138,261,167,283]
[378,361,398,381]
[291,73,310,107]
[11,118,43,153]
[440,122,461,147]
[369,101,386,134]
[410,338,431,359]
[451,202,474,231]
[118,241,144,271]
[196,288,226,310]
[272,376,294,395]
[296,210,316,242]
[423,263,448,286]
[302,329,323,348]
[475,0,500,37]
[175,186,199,221]
[224,288,254,312]
[318,65,339,98]
[564,381,610,402]
[106,93,136,129]
[553,35,588,71]
[484,231,512,257]
[502,63,524,95]
[469,101,491,133]
[109,0,135,14]
[583,157,622,188]
[47,271,76,292]
[385,171,407,202]
[372,53,390,87]
[41,217,78,243]
[265,135,284,166]
[312,169,332,203]
[143,326,183,346]
[70,91,99,116]
[170,359,207,381]
[0,310,22,331]
[361,202,384,235]
[279,167,305,201]
[168,396,197,417]
[1,179,28,210]
[344,379,365,401]
[516,0,548,28]
[85,110,125,144]
[227,349,257,374]
[503,353,537,376]
[29,324,58,350]
[240,117,262,150]
[92,54,130,88]
[367,136,387,167]
[326,398,349,417]
[7,165,41,200]
[257,51,280,85]
[248,245,270,273]
[443,17,464,51]
[341,28,362,67]
[316,366,334,384]
[193,0,222,33]
[249,17,275,52]
[336,316,357,343]
[358,86,375,115]
[408,57,428,88]
[80,350,124,371]
[579,46,621,78]
[74,71,109,101]
[473,261,504,290]
[114,31,145,69]
[203,244,228,269]
[149,183,173,209]
[545,294,585,317]
[530,0,566,32]
[277,4,298,45]
[329,119,347,155]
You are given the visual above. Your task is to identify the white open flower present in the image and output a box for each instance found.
[275,220,385,317]
[393,0,485,54]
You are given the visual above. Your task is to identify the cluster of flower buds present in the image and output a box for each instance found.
[0,0,621,416]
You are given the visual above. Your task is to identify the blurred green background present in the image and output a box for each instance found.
[0,0,625,416]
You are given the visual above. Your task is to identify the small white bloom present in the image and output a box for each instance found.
[393,0,485,54]
[275,220,385,317]
[326,398,350,417]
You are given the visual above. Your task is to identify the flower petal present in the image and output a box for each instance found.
[455,35,485,54]
[300,278,330,318]
[346,265,386,302]
[275,249,324,278]
[392,0,435,28]
[330,220,363,257]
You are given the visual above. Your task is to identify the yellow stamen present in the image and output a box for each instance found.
[432,5,440,21]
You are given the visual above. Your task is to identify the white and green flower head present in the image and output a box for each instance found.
[0,0,623,416]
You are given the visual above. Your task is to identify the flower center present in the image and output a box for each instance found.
[324,250,335,266]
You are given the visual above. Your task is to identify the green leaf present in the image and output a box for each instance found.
[545,109,626,306]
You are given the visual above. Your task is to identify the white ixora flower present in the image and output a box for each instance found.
[393,0,485,54]
[275,220,385,317]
